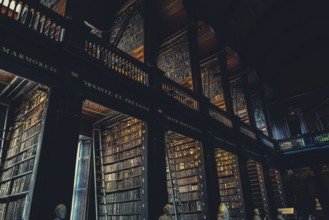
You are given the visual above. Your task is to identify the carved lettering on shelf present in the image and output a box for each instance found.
[164,114,202,134]
[69,71,149,112]
[1,46,58,73]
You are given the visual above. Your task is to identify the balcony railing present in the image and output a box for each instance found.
[161,77,199,111]
[0,0,66,42]
[84,34,149,86]
[278,131,329,152]
[314,131,329,145]
[278,137,306,152]
[209,104,233,128]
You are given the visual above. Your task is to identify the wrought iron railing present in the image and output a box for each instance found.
[314,131,329,145]
[0,0,67,42]
[161,77,199,111]
[84,34,149,86]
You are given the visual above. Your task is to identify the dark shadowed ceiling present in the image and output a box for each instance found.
[84,0,329,107]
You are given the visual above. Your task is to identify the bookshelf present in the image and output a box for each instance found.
[269,169,286,208]
[93,116,146,220]
[165,131,207,219]
[201,58,226,111]
[0,88,48,220]
[40,0,60,9]
[230,78,249,124]
[109,0,144,62]
[39,0,66,16]
[246,160,271,220]
[157,34,193,89]
[214,149,246,220]
[251,94,268,135]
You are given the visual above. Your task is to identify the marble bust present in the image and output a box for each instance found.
[54,204,66,220]
[159,204,173,220]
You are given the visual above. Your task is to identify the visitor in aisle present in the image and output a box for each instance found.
[217,203,230,220]
[159,204,173,220]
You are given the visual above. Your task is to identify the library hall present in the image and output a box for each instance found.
[0,0,328,219]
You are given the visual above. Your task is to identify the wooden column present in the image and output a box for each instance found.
[238,149,254,220]
[146,112,168,220]
[180,0,203,95]
[202,142,220,220]
[146,66,168,219]
[262,160,278,218]
[187,23,203,95]
[144,0,160,67]
[30,86,83,219]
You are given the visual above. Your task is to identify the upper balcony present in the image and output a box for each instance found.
[277,131,329,154]
[2,0,328,158]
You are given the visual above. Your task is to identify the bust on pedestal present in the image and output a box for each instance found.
[159,204,173,220]
[217,203,230,220]
[253,208,262,220]
[54,204,66,220]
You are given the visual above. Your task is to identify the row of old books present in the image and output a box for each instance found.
[95,117,145,219]
[0,88,48,220]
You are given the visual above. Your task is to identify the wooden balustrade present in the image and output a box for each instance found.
[162,78,199,111]
[0,0,66,42]
[277,131,329,152]
[278,137,305,152]
[84,36,148,86]
[314,131,329,145]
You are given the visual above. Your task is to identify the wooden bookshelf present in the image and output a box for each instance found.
[201,58,226,111]
[94,116,146,220]
[251,94,268,135]
[230,79,249,124]
[157,34,193,90]
[215,149,246,220]
[269,169,286,208]
[110,0,144,62]
[0,88,48,220]
[246,160,271,220]
[165,131,207,219]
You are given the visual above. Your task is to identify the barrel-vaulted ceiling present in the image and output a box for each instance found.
[85,0,329,104]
